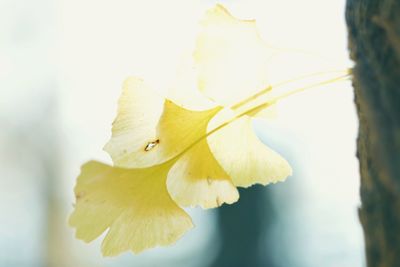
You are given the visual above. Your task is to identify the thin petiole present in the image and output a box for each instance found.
[174,72,351,160]
[230,69,351,111]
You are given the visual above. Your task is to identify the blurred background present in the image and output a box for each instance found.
[0,0,364,266]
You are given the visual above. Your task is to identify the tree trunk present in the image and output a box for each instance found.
[346,1,400,266]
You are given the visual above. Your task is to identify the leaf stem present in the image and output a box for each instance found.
[174,72,351,159]
[230,69,351,110]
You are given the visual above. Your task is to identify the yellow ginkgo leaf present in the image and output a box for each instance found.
[207,112,292,188]
[103,77,164,168]
[155,100,221,162]
[104,76,221,168]
[167,139,239,209]
[194,4,275,107]
[69,161,193,256]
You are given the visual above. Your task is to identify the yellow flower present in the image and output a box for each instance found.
[69,4,293,256]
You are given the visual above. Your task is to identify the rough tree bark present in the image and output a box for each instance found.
[346,1,400,266]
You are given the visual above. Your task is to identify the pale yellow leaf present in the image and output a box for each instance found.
[207,111,292,187]
[194,4,275,107]
[104,76,221,168]
[69,161,193,256]
[167,139,239,209]
[103,77,164,167]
